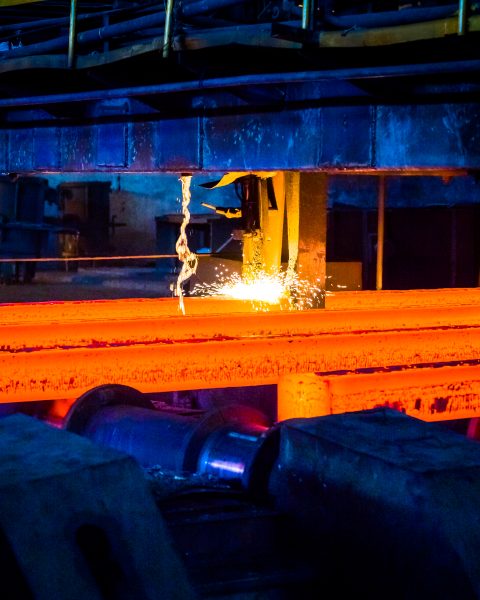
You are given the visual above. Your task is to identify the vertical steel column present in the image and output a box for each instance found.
[260,173,286,274]
[302,0,312,29]
[361,210,370,290]
[298,172,328,308]
[285,171,300,277]
[163,0,175,58]
[450,207,457,287]
[458,0,468,34]
[67,0,78,68]
[240,175,262,278]
[376,175,386,291]
[302,0,310,29]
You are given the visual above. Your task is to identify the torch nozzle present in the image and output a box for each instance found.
[201,203,242,219]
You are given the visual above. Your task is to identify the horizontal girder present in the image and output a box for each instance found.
[1,100,479,173]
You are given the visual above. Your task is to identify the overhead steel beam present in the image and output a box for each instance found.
[1,101,480,172]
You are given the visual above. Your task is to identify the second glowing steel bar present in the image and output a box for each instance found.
[1,290,480,422]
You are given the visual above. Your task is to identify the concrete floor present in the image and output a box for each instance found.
[0,255,243,303]
[0,267,173,303]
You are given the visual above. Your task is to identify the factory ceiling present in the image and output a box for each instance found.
[0,0,479,173]
[0,0,478,115]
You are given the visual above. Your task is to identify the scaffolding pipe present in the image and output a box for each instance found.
[302,0,311,29]
[458,0,468,34]
[324,4,457,29]
[163,0,175,58]
[376,175,385,291]
[0,0,244,59]
[67,0,78,68]
[0,2,158,34]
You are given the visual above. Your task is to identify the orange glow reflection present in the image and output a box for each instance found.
[0,288,480,423]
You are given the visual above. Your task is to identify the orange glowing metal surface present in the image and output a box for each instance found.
[1,288,480,422]
[278,364,480,422]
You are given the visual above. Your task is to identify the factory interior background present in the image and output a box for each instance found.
[1,0,480,598]
[2,171,480,302]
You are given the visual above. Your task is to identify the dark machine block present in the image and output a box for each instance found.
[0,414,194,600]
[269,408,480,599]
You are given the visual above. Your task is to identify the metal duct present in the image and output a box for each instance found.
[0,0,245,59]
[324,4,459,30]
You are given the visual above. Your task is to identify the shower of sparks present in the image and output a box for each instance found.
[192,267,325,311]
[175,175,198,315]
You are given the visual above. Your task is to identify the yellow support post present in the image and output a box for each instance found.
[285,171,300,277]
[260,172,286,273]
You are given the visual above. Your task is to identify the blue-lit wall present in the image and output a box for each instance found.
[40,173,480,255]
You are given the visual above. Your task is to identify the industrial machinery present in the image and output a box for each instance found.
[58,181,112,257]
[57,385,480,599]
[0,0,480,597]
[4,387,480,599]
[0,176,52,283]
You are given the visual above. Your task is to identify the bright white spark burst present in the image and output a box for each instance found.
[192,267,325,311]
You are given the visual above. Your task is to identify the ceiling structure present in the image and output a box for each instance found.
[0,0,478,173]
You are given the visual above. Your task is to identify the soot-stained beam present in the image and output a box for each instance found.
[1,102,479,173]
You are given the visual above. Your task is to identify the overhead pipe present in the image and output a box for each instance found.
[0,58,479,108]
[0,10,166,59]
[0,0,244,60]
[323,4,459,30]
[0,2,158,35]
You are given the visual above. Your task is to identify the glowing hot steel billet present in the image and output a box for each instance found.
[175,175,198,315]
[2,292,480,422]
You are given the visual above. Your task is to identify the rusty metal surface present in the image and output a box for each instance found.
[375,104,480,169]
[2,101,480,172]
[278,364,480,422]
